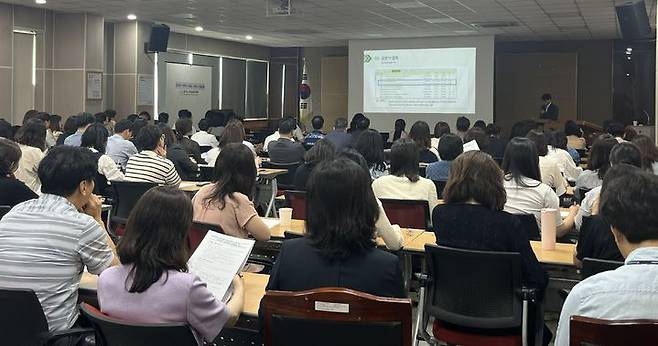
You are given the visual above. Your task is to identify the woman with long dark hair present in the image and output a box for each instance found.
[293,139,336,190]
[81,123,124,195]
[14,119,46,193]
[192,143,270,241]
[355,129,389,179]
[409,121,439,163]
[98,187,244,344]
[391,118,407,142]
[575,134,618,191]
[206,119,256,167]
[632,135,658,174]
[0,138,37,206]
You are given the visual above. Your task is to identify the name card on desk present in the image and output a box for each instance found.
[315,301,349,314]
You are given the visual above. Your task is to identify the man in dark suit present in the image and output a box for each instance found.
[540,93,559,120]
[267,117,305,164]
[324,117,352,151]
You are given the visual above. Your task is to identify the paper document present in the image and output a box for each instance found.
[262,218,281,229]
[462,140,480,152]
[187,232,255,302]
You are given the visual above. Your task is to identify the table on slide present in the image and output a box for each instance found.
[80,272,268,317]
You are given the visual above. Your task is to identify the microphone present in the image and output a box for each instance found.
[643,110,651,125]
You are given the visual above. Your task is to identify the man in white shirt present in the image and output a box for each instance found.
[555,167,658,346]
[106,119,138,172]
[191,118,219,149]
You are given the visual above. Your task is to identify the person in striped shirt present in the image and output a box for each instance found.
[125,124,181,187]
[0,146,118,333]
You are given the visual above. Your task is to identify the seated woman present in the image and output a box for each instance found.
[526,130,568,196]
[390,118,408,143]
[355,129,389,179]
[632,135,658,175]
[409,121,439,163]
[192,143,270,241]
[294,139,335,190]
[372,139,439,213]
[431,121,451,150]
[565,120,586,150]
[14,119,46,193]
[546,131,582,180]
[206,120,256,167]
[161,125,199,181]
[81,123,124,196]
[502,137,578,238]
[175,118,206,165]
[98,186,244,344]
[426,133,462,181]
[0,138,38,206]
[264,157,405,297]
[575,134,617,191]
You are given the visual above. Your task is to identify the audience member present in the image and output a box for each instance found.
[483,123,507,160]
[125,124,181,186]
[56,115,78,146]
[267,117,305,164]
[156,112,169,125]
[22,109,39,124]
[48,114,63,144]
[526,130,568,196]
[294,139,336,190]
[0,118,13,139]
[632,134,658,174]
[192,143,270,241]
[349,114,370,146]
[94,112,107,125]
[502,138,578,237]
[104,109,117,134]
[463,127,489,152]
[455,116,470,140]
[36,112,56,148]
[191,118,219,149]
[391,118,408,142]
[99,186,243,344]
[545,131,582,181]
[263,116,293,152]
[207,120,256,167]
[303,115,326,146]
[575,134,618,191]
[0,146,117,333]
[175,118,205,165]
[431,121,451,149]
[204,109,226,137]
[0,138,37,206]
[510,120,537,139]
[130,118,149,148]
[348,113,367,133]
[372,139,439,213]
[622,125,637,141]
[323,117,351,151]
[555,168,658,346]
[564,120,586,150]
[14,119,46,193]
[263,157,405,300]
[606,121,625,142]
[64,112,95,146]
[426,133,462,181]
[81,123,124,196]
[138,111,151,122]
[106,119,138,172]
[161,125,199,181]
[355,129,389,179]
[409,121,439,163]
[126,113,138,123]
[473,120,486,129]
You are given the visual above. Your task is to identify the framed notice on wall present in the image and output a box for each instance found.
[86,72,102,100]
[138,75,154,106]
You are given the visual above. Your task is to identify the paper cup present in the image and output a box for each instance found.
[279,208,293,227]
[540,208,557,250]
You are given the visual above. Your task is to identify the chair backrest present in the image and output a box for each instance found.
[261,161,297,190]
[284,190,307,219]
[187,222,225,253]
[581,258,624,280]
[514,214,540,241]
[199,165,214,181]
[199,145,212,154]
[110,181,158,223]
[0,287,50,345]
[423,244,524,329]
[380,198,430,230]
[570,315,658,346]
[261,288,412,346]
[431,180,446,199]
[80,303,197,346]
[0,205,11,220]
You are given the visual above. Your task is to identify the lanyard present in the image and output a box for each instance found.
[626,260,658,265]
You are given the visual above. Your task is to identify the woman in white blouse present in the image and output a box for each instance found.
[14,119,47,194]
[547,131,583,182]
[502,137,578,238]
[81,123,124,195]
[526,130,569,196]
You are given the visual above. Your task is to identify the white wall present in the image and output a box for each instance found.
[348,36,495,132]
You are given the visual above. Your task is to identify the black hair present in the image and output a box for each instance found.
[62,116,78,136]
[632,135,658,171]
[510,120,537,139]
[157,112,169,124]
[549,131,568,151]
[609,142,642,168]
[355,116,370,131]
[564,120,582,137]
[350,113,366,130]
[0,119,13,139]
[434,121,451,139]
[600,166,658,243]
[589,134,618,179]
[178,109,192,119]
[38,146,97,197]
[355,129,386,172]
[134,124,163,151]
[15,119,46,151]
[390,138,420,182]
[606,122,625,137]
[338,148,369,173]
[94,112,107,124]
[204,143,257,209]
[175,118,193,136]
[138,111,151,121]
[36,112,51,123]
[278,117,297,135]
[49,114,62,133]
[311,115,324,130]
[117,186,192,293]
[305,158,378,261]
[526,130,549,156]
[81,123,109,153]
[159,124,177,147]
[456,116,470,132]
[541,93,552,101]
[126,114,139,122]
[23,110,39,124]
[198,118,210,132]
[485,123,501,137]
[409,121,432,150]
[304,139,335,165]
[502,137,542,187]
[104,110,117,119]
[77,113,96,128]
[464,128,489,151]
[114,119,133,134]
[393,118,406,141]
[131,118,148,141]
[438,133,463,161]
[0,138,21,176]
[473,120,486,129]
[204,109,225,128]
[334,118,348,130]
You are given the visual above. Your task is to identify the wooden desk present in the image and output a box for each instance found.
[179,181,208,193]
[79,272,269,317]
[257,168,288,179]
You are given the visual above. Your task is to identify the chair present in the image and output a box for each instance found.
[284,190,306,219]
[109,181,157,236]
[514,214,540,241]
[570,315,658,346]
[214,327,263,346]
[261,161,298,191]
[581,258,624,279]
[0,288,93,345]
[199,165,214,181]
[80,303,197,345]
[261,288,412,346]
[187,221,225,253]
[432,180,447,199]
[416,244,540,346]
[380,199,430,230]
[0,205,11,220]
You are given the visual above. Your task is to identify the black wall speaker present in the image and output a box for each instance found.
[616,1,652,41]
[148,24,170,52]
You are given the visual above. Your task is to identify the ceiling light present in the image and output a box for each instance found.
[127,14,137,20]
[245,35,253,40]
[35,0,46,4]
[194,26,203,32]
[388,1,426,9]
[425,18,457,24]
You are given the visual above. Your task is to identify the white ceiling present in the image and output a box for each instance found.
[6,0,658,47]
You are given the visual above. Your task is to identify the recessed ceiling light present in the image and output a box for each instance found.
[194,26,203,32]
[245,35,253,40]
[127,14,137,20]
[425,18,457,24]
[388,1,426,9]
[35,0,46,4]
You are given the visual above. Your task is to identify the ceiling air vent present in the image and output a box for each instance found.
[471,21,519,29]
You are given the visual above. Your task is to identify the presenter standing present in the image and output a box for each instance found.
[540,93,559,120]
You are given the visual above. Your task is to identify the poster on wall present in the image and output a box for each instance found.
[138,75,154,106]
[86,72,102,100]
[164,63,212,125]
